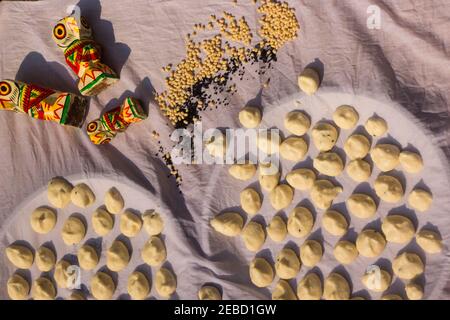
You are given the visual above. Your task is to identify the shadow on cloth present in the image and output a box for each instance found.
[15,51,78,94]
[76,0,131,77]
[91,143,157,195]
[101,77,154,116]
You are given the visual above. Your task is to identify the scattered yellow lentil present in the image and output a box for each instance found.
[156,0,299,126]
[258,0,299,50]
[152,130,160,139]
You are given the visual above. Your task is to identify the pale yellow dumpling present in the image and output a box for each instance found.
[313,152,344,177]
[408,189,433,212]
[267,215,287,242]
[399,151,423,174]
[127,271,150,300]
[287,206,314,238]
[5,244,34,269]
[240,188,262,215]
[346,159,371,182]
[374,175,404,203]
[300,240,323,267]
[298,67,320,95]
[104,187,124,214]
[91,272,115,300]
[333,105,359,129]
[7,274,30,300]
[405,282,424,300]
[272,280,297,300]
[61,216,86,245]
[141,236,167,266]
[275,248,301,279]
[310,180,342,210]
[370,144,400,172]
[356,230,386,258]
[35,246,56,272]
[142,210,164,236]
[286,168,316,191]
[346,193,377,219]
[284,110,310,136]
[258,160,280,176]
[365,115,388,137]
[323,273,350,300]
[70,291,86,300]
[361,267,392,292]
[280,136,308,162]
[249,257,274,288]
[106,240,130,272]
[392,252,424,280]
[92,207,114,236]
[155,268,177,298]
[241,221,266,252]
[344,134,370,160]
[120,210,143,237]
[210,212,244,237]
[47,177,73,208]
[30,206,57,234]
[311,123,338,152]
[257,130,281,155]
[269,184,294,211]
[198,285,222,300]
[333,241,358,265]
[71,183,95,208]
[32,277,56,300]
[54,259,73,289]
[297,273,322,300]
[258,163,280,192]
[322,210,348,236]
[77,244,99,271]
[381,294,403,300]
[239,106,261,128]
[228,163,257,181]
[381,215,415,244]
[416,229,442,254]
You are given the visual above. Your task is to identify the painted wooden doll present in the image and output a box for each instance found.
[0,79,88,127]
[86,97,147,144]
[52,14,119,96]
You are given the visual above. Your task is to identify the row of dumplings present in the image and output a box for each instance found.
[5,177,176,300]
[210,105,442,299]
[212,207,437,300]
[212,208,441,254]
[230,107,431,210]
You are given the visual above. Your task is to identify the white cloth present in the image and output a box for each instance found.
[0,0,449,299]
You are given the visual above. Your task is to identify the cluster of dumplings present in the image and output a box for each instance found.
[5,177,176,300]
[210,104,442,300]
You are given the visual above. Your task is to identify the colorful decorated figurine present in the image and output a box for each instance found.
[86,97,147,144]
[52,14,119,96]
[0,79,88,127]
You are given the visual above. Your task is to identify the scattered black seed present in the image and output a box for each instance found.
[168,44,277,130]
[154,44,278,190]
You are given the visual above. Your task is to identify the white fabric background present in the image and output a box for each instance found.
[0,0,449,299]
